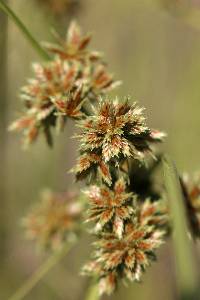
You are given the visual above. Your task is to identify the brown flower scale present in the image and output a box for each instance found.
[23,190,82,251]
[75,152,113,186]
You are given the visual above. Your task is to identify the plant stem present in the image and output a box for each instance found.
[8,241,76,300]
[0,4,8,265]
[84,282,99,300]
[162,155,198,300]
[0,0,50,60]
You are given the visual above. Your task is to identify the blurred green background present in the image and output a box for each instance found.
[1,0,200,299]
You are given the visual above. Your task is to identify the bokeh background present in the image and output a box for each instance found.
[1,0,200,299]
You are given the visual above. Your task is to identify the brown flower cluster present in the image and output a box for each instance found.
[10,12,200,296]
[74,88,167,295]
[83,220,165,295]
[9,21,120,147]
[75,98,165,185]
[85,178,134,238]
[44,20,100,62]
[22,189,82,251]
[10,20,169,297]
[181,173,200,238]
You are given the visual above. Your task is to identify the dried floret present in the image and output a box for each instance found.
[52,83,88,118]
[89,64,121,95]
[44,21,101,62]
[74,153,112,185]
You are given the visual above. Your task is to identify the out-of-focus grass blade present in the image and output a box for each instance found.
[162,155,198,300]
[84,283,99,300]
[8,240,76,300]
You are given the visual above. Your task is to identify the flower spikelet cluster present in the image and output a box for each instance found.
[9,20,168,297]
[44,20,101,62]
[138,198,169,230]
[22,189,82,251]
[9,59,83,146]
[181,173,200,238]
[85,178,134,238]
[82,220,165,295]
[75,98,165,185]
[9,21,120,147]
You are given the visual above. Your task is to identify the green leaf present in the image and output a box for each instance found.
[162,155,198,300]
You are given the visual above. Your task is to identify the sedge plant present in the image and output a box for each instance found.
[1,1,200,299]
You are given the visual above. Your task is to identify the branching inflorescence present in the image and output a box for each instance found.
[9,21,120,147]
[79,100,168,293]
[11,21,171,296]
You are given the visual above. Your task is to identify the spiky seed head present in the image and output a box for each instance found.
[75,98,165,184]
[9,59,83,146]
[85,178,134,238]
[82,220,165,295]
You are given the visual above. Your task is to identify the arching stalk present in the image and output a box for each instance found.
[0,0,50,60]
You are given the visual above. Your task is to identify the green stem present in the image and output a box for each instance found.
[0,0,50,60]
[162,155,198,300]
[84,282,99,300]
[8,241,76,300]
[0,3,8,265]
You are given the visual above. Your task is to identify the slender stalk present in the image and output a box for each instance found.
[8,241,76,300]
[0,5,8,265]
[162,155,198,300]
[0,0,50,60]
[84,282,99,300]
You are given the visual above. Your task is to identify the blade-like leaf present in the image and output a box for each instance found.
[163,155,198,299]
